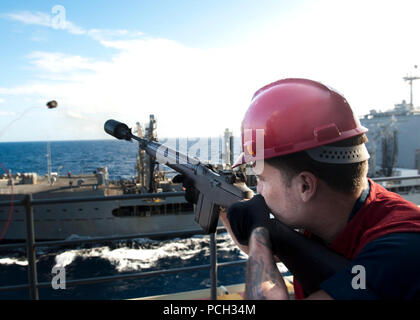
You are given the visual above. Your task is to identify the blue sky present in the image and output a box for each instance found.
[0,0,293,87]
[1,0,420,142]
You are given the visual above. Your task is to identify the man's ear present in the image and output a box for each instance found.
[295,171,317,202]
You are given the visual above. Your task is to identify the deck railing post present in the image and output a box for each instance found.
[210,231,217,300]
[24,194,39,300]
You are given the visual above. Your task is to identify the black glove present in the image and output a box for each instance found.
[227,194,272,246]
[172,174,199,204]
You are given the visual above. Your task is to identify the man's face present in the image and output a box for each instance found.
[256,162,303,227]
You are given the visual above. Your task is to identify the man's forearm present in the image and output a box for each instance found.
[245,227,289,300]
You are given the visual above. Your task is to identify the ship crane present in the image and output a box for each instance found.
[403,65,420,109]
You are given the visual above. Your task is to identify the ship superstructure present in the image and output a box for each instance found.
[361,73,420,175]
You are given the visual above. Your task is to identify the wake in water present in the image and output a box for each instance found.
[0,232,252,299]
[52,233,247,272]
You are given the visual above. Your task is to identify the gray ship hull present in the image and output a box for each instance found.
[0,194,199,241]
[0,174,200,241]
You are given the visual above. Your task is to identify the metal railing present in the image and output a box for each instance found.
[0,191,248,300]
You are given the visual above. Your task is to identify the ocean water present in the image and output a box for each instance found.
[0,138,242,180]
[0,232,249,300]
[0,138,249,300]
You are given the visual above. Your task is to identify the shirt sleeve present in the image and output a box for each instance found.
[319,232,420,300]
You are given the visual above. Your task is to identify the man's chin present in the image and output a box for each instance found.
[271,213,301,229]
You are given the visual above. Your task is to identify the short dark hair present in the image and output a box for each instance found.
[265,134,368,194]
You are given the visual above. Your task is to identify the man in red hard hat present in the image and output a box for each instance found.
[219,78,420,300]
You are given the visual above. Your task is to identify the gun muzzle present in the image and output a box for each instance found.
[104,119,132,141]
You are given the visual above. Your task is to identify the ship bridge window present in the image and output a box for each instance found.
[112,202,194,217]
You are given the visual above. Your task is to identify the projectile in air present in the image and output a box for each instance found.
[46,100,58,109]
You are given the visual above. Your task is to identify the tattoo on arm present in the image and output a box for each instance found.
[246,256,266,299]
[245,227,288,300]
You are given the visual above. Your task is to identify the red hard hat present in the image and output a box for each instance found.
[233,78,368,167]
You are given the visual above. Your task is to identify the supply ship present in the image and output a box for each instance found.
[0,115,239,241]
[360,73,420,204]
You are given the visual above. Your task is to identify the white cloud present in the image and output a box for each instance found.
[0,98,4,104]
[5,10,86,35]
[0,83,56,95]
[65,110,84,120]
[61,20,86,35]
[87,29,133,41]
[0,38,261,137]
[6,11,51,27]
[27,52,104,73]
[5,10,141,41]
[0,111,15,117]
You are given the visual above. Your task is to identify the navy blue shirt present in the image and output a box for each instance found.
[319,183,420,300]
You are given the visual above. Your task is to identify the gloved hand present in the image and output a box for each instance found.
[227,194,272,246]
[172,174,199,204]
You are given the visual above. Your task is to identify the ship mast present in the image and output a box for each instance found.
[134,115,158,192]
[135,121,146,187]
[145,115,157,192]
[403,65,420,109]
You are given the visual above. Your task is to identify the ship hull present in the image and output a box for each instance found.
[0,195,200,241]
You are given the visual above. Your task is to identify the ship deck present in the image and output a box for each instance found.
[134,276,295,300]
[0,175,101,196]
